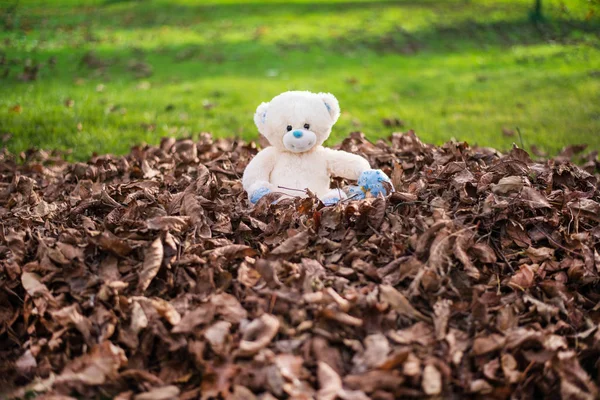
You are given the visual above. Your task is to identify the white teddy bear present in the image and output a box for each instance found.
[242,91,393,205]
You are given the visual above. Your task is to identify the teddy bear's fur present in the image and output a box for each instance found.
[243,91,391,205]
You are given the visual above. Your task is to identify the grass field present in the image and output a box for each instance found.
[1,0,599,160]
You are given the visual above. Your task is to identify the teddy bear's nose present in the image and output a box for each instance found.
[292,130,303,138]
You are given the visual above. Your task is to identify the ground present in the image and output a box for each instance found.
[1,0,600,160]
[1,132,599,399]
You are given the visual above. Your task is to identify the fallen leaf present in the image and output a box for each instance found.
[271,230,310,255]
[16,350,37,374]
[422,364,442,395]
[238,314,280,356]
[55,341,127,388]
[134,385,180,400]
[509,264,535,290]
[138,238,163,292]
[317,361,342,400]
[172,304,215,334]
[146,216,189,231]
[21,271,51,298]
[204,321,231,355]
[525,246,554,263]
[352,333,390,371]
[472,334,505,355]
[211,293,248,324]
[379,285,429,322]
[492,176,523,194]
[51,304,93,345]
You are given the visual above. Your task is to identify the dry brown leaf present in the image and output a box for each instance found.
[352,333,390,371]
[206,244,256,259]
[492,176,523,194]
[51,304,93,345]
[525,246,554,263]
[509,264,535,290]
[238,314,280,356]
[422,364,442,395]
[472,334,506,355]
[317,361,342,400]
[204,321,231,355]
[97,230,133,257]
[16,350,37,374]
[21,271,52,298]
[134,385,180,400]
[138,238,164,292]
[433,299,452,340]
[211,293,248,324]
[521,186,551,208]
[130,301,148,334]
[146,216,189,231]
[172,305,215,334]
[55,341,127,388]
[453,232,480,279]
[568,198,600,216]
[271,230,310,255]
[501,353,522,384]
[388,322,434,347]
[379,284,429,322]
[150,298,181,326]
[470,242,497,264]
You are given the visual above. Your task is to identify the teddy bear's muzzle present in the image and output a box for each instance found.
[283,129,317,153]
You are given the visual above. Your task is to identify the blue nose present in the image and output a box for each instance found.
[292,130,303,138]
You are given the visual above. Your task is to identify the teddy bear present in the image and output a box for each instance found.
[242,91,393,205]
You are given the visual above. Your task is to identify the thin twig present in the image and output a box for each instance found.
[491,239,514,273]
[339,193,362,203]
[533,224,579,256]
[277,185,308,194]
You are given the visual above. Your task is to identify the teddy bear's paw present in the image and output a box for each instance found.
[358,169,394,197]
[321,189,348,206]
[346,185,366,200]
[250,187,271,204]
[322,197,341,206]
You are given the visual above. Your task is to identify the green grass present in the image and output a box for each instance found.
[1,0,599,160]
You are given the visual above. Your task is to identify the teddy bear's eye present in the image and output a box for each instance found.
[304,123,310,129]
[286,125,292,132]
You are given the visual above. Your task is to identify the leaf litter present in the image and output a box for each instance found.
[1,131,599,399]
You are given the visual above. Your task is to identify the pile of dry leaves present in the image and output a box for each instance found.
[1,131,599,399]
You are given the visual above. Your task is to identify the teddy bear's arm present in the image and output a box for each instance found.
[242,146,278,198]
[323,148,371,180]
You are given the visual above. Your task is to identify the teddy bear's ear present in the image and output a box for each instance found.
[254,102,269,132]
[318,92,340,123]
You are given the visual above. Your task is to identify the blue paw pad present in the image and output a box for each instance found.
[251,187,271,204]
[347,185,366,200]
[358,169,392,196]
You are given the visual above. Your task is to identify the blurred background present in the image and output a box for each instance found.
[1,0,599,160]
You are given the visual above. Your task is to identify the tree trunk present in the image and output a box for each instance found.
[530,0,543,22]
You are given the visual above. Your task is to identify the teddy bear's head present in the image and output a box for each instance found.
[253,91,341,153]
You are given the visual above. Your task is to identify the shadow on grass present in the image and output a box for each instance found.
[2,13,599,86]
[94,0,447,28]
[5,0,445,30]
